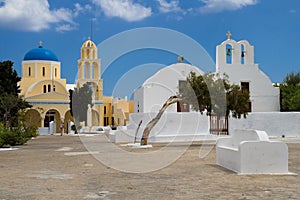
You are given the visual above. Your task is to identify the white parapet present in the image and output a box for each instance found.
[216,129,290,174]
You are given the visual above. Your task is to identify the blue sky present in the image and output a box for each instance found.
[0,0,299,97]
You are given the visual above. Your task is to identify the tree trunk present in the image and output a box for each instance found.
[134,120,143,143]
[140,96,181,145]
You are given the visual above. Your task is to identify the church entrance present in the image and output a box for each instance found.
[44,111,55,128]
[209,114,228,135]
[44,109,61,132]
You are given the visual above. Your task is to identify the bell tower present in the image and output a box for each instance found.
[76,37,103,101]
[215,32,280,112]
[216,31,254,72]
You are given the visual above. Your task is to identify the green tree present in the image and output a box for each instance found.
[70,83,93,123]
[0,61,31,126]
[179,72,250,118]
[280,72,300,111]
[0,61,21,95]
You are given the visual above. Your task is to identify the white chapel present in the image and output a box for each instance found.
[134,32,280,113]
[216,32,280,112]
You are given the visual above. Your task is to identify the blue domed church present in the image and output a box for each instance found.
[19,41,72,133]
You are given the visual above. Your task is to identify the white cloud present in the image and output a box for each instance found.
[74,3,92,17]
[92,0,152,22]
[199,0,258,13]
[0,0,80,32]
[56,24,75,33]
[157,0,181,13]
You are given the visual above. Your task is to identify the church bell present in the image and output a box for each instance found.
[226,48,231,56]
[241,51,245,57]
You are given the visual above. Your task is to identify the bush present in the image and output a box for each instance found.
[0,123,37,147]
[0,135,4,147]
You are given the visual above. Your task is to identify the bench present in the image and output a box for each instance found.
[216,129,289,174]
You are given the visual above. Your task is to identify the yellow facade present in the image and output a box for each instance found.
[20,39,133,132]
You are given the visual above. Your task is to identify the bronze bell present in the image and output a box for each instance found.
[241,51,245,57]
[226,48,231,56]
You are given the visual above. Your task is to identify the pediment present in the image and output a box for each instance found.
[26,92,69,101]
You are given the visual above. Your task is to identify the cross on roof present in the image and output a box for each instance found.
[226,31,232,40]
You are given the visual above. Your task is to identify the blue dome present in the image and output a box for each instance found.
[24,45,58,61]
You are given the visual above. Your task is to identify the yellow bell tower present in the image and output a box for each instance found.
[76,37,103,101]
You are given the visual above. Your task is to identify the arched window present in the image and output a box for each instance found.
[83,63,86,78]
[53,85,56,92]
[55,68,57,77]
[48,84,51,92]
[28,67,31,77]
[241,44,245,64]
[226,44,232,64]
[86,64,91,79]
[43,85,47,93]
[92,63,95,79]
[104,106,106,115]
[87,49,90,59]
[93,50,96,59]
[42,67,45,76]
[84,63,90,79]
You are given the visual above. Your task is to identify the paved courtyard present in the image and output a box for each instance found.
[0,134,299,200]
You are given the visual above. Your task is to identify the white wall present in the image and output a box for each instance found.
[229,112,300,137]
[111,112,300,143]
[128,112,209,136]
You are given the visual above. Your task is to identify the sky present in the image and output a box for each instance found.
[0,0,299,98]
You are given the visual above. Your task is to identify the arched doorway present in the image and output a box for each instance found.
[44,109,61,133]
[25,109,41,127]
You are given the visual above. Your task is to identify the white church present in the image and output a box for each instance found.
[135,32,279,114]
[110,33,299,143]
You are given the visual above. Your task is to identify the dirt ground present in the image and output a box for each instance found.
[0,134,299,200]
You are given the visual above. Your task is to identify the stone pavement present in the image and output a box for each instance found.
[0,134,299,200]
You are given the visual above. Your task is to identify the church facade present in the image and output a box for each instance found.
[20,39,133,133]
[216,32,280,112]
[134,33,280,114]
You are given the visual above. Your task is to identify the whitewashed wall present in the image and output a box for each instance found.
[229,112,300,137]
[111,112,300,143]
[112,112,212,143]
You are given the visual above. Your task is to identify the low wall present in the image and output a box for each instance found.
[229,112,300,137]
[111,112,300,143]
[128,112,209,135]
[112,112,210,143]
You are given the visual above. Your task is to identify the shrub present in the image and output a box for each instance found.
[0,123,38,147]
[0,134,4,147]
